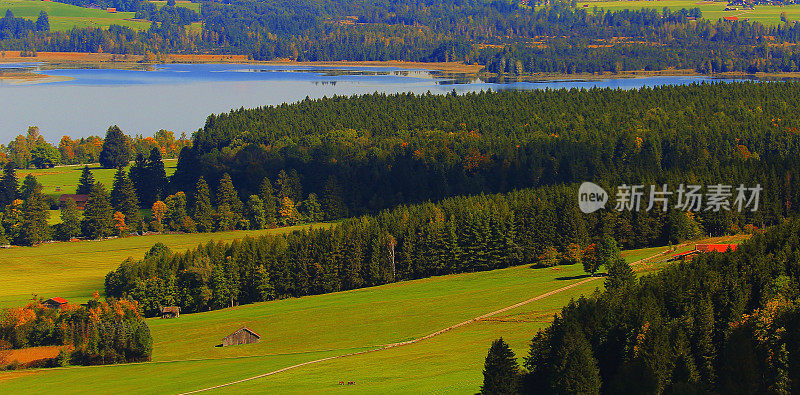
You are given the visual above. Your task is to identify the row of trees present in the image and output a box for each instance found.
[480,217,800,394]
[0,125,190,169]
[103,182,723,317]
[8,1,800,74]
[0,295,152,367]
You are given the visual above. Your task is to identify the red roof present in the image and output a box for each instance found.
[696,244,738,253]
[47,297,69,304]
[724,16,739,21]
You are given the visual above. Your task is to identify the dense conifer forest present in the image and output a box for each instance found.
[478,215,800,394]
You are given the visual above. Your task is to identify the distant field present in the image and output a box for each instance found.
[0,236,746,393]
[0,223,330,308]
[149,0,199,12]
[17,159,177,198]
[577,0,800,25]
[0,0,150,31]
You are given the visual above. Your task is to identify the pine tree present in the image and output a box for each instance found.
[18,174,39,199]
[0,162,18,207]
[191,177,215,232]
[110,168,141,231]
[146,147,167,203]
[258,178,276,227]
[602,235,635,290]
[302,193,324,222]
[216,173,242,218]
[481,338,520,394]
[129,153,147,205]
[99,125,131,169]
[20,177,49,246]
[246,195,266,229]
[60,198,81,239]
[82,182,114,239]
[277,169,302,202]
[76,166,95,195]
[551,329,601,395]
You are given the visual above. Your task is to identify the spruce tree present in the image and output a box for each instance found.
[191,177,215,232]
[76,166,95,195]
[258,177,276,227]
[302,193,324,222]
[60,198,81,239]
[20,177,49,246]
[481,338,520,394]
[0,162,18,207]
[216,173,242,217]
[82,182,114,239]
[19,174,39,199]
[129,153,147,204]
[551,329,601,395]
[110,168,141,231]
[246,195,266,229]
[146,147,167,204]
[601,235,635,290]
[99,125,131,169]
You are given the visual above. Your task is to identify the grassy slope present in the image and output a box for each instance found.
[0,0,150,31]
[0,237,746,393]
[17,159,177,198]
[577,0,800,26]
[0,223,331,308]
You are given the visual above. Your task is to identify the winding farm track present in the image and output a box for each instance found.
[180,246,678,394]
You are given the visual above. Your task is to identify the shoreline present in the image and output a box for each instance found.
[3,51,800,82]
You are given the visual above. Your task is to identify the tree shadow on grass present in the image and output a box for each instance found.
[555,274,598,281]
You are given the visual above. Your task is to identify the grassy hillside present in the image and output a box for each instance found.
[17,159,177,198]
[0,237,745,393]
[0,0,151,31]
[577,0,800,26]
[0,223,331,308]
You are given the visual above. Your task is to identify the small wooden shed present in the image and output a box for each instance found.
[222,327,261,347]
[160,306,180,319]
[59,194,89,210]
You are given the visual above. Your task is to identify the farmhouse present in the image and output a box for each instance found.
[160,306,180,318]
[59,194,89,210]
[43,297,69,309]
[222,327,261,347]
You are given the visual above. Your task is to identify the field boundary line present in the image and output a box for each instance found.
[180,247,673,394]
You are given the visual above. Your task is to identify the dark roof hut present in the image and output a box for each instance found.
[222,327,261,347]
[160,306,180,319]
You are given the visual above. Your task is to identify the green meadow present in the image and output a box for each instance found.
[149,0,199,12]
[17,159,177,198]
[577,0,800,25]
[0,0,151,31]
[0,223,330,308]
[0,242,699,393]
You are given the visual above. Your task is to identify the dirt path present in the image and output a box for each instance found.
[180,247,676,394]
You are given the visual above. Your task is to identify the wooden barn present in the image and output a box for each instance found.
[222,327,261,347]
[160,306,180,319]
[43,297,69,310]
[59,194,89,210]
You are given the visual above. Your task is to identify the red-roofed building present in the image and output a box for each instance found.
[670,244,738,261]
[43,297,69,309]
[724,16,739,21]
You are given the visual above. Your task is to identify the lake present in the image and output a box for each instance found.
[0,63,715,142]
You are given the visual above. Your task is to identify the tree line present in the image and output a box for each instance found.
[7,1,800,74]
[103,181,748,317]
[0,125,190,169]
[0,295,152,368]
[479,216,800,394]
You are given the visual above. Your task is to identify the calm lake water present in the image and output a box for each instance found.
[0,63,715,142]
